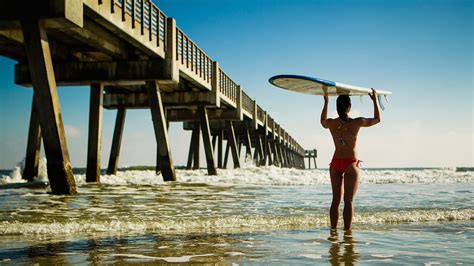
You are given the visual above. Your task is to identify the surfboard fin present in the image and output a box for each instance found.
[378,94,385,111]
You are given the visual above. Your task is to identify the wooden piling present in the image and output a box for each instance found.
[107,108,126,175]
[256,134,264,166]
[192,123,200,169]
[23,96,41,182]
[186,125,201,170]
[145,80,176,181]
[217,129,224,168]
[223,141,230,168]
[21,20,76,195]
[198,106,217,175]
[244,128,252,161]
[86,83,103,182]
[186,130,194,170]
[225,121,240,168]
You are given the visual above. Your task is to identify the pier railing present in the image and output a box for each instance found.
[84,0,166,57]
[117,0,165,45]
[218,68,239,108]
[257,105,264,125]
[176,27,213,88]
[86,0,304,154]
[241,91,254,116]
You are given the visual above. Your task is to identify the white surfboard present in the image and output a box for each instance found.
[269,74,392,96]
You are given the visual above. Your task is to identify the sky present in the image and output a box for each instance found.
[0,0,472,169]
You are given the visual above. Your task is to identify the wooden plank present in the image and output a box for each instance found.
[225,121,240,168]
[21,20,76,195]
[86,83,104,182]
[107,108,126,175]
[145,80,176,181]
[23,96,41,182]
[198,106,217,175]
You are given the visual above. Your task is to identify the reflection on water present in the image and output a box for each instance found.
[328,230,360,265]
[2,232,265,264]
[2,224,472,264]
[0,167,473,264]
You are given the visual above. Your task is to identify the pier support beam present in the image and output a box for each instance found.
[193,123,201,169]
[266,140,273,166]
[145,81,176,181]
[198,106,217,175]
[21,20,76,195]
[107,108,126,175]
[243,129,252,162]
[225,121,240,168]
[270,139,279,166]
[223,142,230,168]
[186,124,201,170]
[86,83,103,182]
[23,97,41,182]
[255,134,264,166]
[217,129,224,168]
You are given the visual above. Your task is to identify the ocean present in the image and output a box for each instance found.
[0,162,472,264]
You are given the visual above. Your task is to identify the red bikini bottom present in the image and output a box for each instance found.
[329,158,360,173]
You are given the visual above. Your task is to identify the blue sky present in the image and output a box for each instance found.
[0,0,472,169]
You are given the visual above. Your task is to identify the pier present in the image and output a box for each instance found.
[0,0,306,194]
[304,149,318,169]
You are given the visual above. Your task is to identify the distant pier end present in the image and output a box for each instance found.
[304,149,318,169]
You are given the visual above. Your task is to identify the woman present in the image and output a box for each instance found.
[320,89,380,230]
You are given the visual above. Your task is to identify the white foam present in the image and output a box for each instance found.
[225,252,245,256]
[0,209,471,235]
[1,158,473,186]
[75,166,473,186]
[299,254,322,259]
[111,253,213,262]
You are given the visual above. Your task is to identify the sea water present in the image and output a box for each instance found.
[0,163,472,264]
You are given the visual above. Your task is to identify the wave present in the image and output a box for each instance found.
[0,209,471,236]
[1,162,473,186]
[63,165,474,185]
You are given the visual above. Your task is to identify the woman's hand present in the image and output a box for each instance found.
[369,88,377,102]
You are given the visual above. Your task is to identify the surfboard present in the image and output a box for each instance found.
[268,74,392,96]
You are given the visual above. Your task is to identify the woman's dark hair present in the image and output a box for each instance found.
[336,95,351,121]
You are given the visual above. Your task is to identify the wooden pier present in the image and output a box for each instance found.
[0,0,306,195]
[304,149,318,169]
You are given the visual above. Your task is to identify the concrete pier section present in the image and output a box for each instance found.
[0,0,307,194]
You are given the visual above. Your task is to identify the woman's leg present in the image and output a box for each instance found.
[330,168,344,229]
[343,163,360,230]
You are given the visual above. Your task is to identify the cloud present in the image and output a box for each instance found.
[64,124,82,138]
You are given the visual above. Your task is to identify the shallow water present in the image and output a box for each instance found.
[0,165,473,264]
